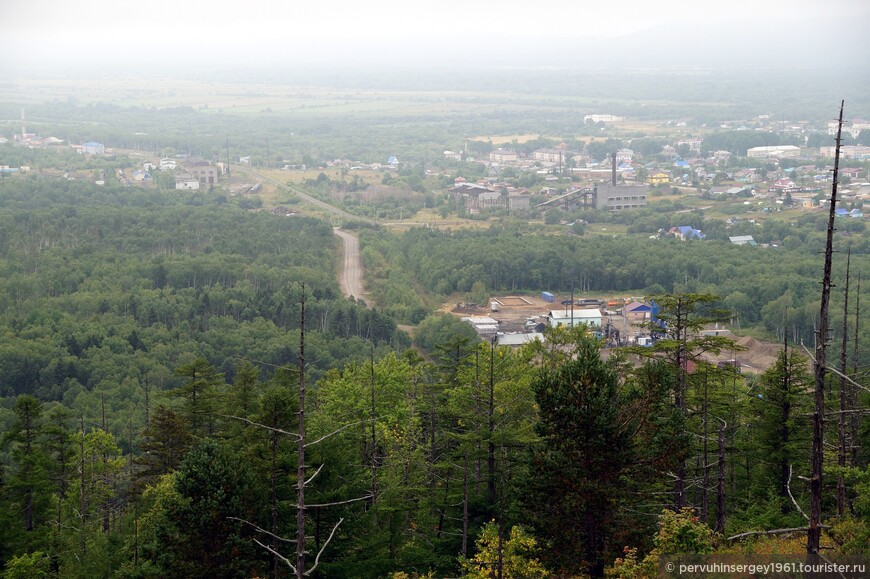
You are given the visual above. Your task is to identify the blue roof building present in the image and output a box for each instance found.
[671,225,704,240]
[82,142,106,155]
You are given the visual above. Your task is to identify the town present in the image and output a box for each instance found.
[0,2,868,574]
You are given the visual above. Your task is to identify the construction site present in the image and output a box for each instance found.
[450,293,786,374]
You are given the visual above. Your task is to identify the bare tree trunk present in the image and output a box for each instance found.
[80,414,87,559]
[488,337,496,512]
[808,100,844,557]
[780,320,792,513]
[143,378,151,431]
[436,468,451,538]
[370,344,377,509]
[475,349,482,490]
[716,419,726,533]
[102,395,110,533]
[837,251,851,516]
[675,302,687,509]
[461,455,469,559]
[296,284,307,579]
[701,369,709,523]
[271,412,279,579]
[24,408,34,532]
[850,274,861,468]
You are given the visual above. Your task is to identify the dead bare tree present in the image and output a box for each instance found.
[715,417,727,534]
[850,274,861,468]
[837,250,851,516]
[808,100,844,557]
[226,283,371,578]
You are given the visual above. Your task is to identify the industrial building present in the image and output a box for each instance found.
[547,309,602,329]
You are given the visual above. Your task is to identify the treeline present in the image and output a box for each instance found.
[362,225,870,349]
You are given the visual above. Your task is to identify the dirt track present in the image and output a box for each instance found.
[334,228,368,306]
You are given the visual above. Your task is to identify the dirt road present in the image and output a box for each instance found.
[334,228,368,306]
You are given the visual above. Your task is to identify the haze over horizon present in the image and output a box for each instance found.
[4,0,869,75]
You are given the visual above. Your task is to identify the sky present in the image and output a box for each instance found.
[3,0,869,70]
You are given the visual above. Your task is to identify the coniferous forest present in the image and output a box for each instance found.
[0,173,867,578]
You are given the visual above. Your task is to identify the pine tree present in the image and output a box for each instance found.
[751,349,812,515]
[134,405,194,495]
[171,358,224,437]
[525,337,633,576]
[1,395,53,557]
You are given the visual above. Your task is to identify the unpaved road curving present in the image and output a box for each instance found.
[334,228,368,306]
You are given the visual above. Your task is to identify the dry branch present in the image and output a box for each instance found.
[305,518,344,576]
[227,517,298,543]
[218,414,302,439]
[787,465,809,521]
[727,526,828,541]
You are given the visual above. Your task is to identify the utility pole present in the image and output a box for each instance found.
[808,100,844,557]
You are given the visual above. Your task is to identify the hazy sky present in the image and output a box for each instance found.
[3,0,869,69]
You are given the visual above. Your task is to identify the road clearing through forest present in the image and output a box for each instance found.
[333,228,368,306]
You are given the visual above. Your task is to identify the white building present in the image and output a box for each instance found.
[461,316,499,338]
[533,149,566,164]
[584,114,624,123]
[819,145,870,160]
[616,148,634,164]
[489,149,519,164]
[175,175,200,190]
[547,309,602,329]
[677,138,703,153]
[496,332,544,347]
[746,145,801,159]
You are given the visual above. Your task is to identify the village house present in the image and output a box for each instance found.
[769,178,799,192]
[647,171,671,185]
[669,225,704,240]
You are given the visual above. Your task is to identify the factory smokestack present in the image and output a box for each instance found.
[611,152,617,186]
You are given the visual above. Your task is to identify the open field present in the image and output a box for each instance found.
[471,134,542,144]
[0,77,639,119]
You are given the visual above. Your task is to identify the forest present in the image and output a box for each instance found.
[360,224,870,351]
[0,172,868,578]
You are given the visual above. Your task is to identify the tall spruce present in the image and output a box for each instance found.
[526,337,633,576]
